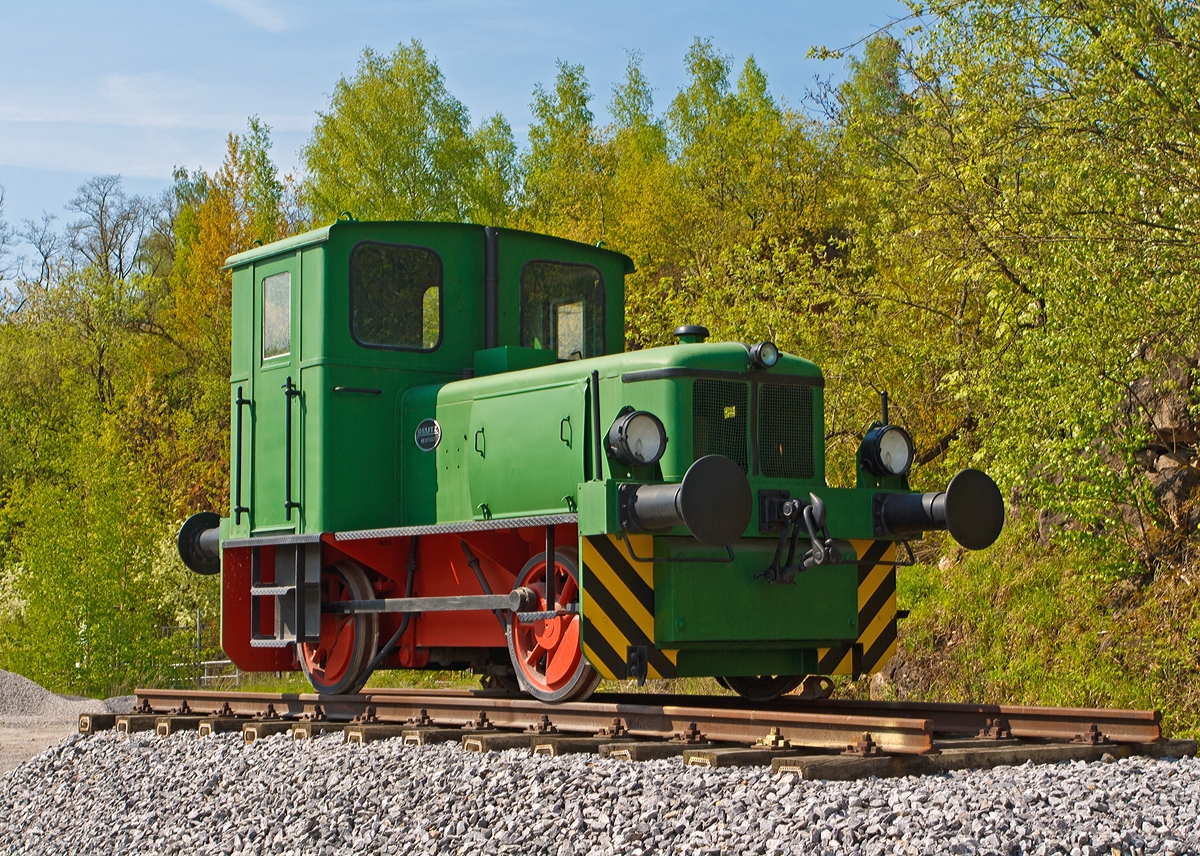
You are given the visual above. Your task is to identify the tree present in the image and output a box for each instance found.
[521,61,610,239]
[0,186,13,283]
[302,41,513,225]
[0,117,298,694]
[470,114,519,227]
[66,175,152,282]
[20,213,64,287]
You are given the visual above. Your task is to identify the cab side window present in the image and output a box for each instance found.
[350,242,442,350]
[519,261,605,360]
[262,271,291,360]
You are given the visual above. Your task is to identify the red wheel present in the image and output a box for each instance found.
[507,548,599,703]
[299,561,378,695]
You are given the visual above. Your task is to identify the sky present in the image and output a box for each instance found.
[0,0,907,236]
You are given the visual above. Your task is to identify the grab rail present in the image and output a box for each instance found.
[282,376,301,520]
[234,386,251,524]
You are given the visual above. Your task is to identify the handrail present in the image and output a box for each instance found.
[282,376,301,520]
[591,370,603,481]
[233,386,251,524]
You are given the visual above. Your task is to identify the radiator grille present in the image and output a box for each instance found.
[758,384,815,479]
[692,379,748,472]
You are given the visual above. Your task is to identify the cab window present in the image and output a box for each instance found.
[349,242,442,350]
[519,261,605,360]
[262,271,291,360]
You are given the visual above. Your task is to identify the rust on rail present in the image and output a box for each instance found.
[132,688,1168,754]
[135,687,937,754]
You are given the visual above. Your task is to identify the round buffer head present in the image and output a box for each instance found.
[177,511,221,575]
[677,455,753,547]
[943,468,1005,551]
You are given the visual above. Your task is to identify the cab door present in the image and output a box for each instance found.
[250,253,302,534]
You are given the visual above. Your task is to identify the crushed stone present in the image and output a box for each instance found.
[0,669,135,727]
[1,729,1197,855]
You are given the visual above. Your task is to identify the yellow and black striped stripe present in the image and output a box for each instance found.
[579,534,678,680]
[817,539,898,677]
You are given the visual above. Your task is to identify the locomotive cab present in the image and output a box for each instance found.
[220,221,628,537]
[180,220,1003,703]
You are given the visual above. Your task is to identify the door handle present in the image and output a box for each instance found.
[474,428,485,457]
[560,416,572,447]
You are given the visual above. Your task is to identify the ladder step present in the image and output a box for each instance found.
[249,638,293,649]
[251,586,295,596]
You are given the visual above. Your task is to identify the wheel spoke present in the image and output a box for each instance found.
[301,563,375,693]
[558,576,578,606]
[507,550,594,701]
[544,616,581,685]
[524,642,546,669]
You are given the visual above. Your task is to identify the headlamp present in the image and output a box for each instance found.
[749,341,780,369]
[860,424,914,477]
[607,410,667,467]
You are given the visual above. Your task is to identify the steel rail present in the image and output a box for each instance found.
[767,698,1162,744]
[132,687,1164,751]
[356,689,1163,743]
[574,693,1163,744]
[134,688,935,754]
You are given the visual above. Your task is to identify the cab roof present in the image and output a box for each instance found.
[223,221,635,273]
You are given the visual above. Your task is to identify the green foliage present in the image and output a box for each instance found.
[302,41,516,226]
[894,529,1200,736]
[0,119,292,695]
[3,10,1199,711]
[0,426,176,696]
[521,61,609,238]
[829,1,1200,559]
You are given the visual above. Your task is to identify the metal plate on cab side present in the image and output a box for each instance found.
[414,418,442,452]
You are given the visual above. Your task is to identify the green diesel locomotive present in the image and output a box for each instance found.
[178,220,1003,703]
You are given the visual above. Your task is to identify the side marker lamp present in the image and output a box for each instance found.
[607,410,668,467]
[749,341,780,369]
[860,424,914,477]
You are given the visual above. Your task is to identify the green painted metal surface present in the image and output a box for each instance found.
[222,218,925,679]
[674,648,818,678]
[651,537,859,646]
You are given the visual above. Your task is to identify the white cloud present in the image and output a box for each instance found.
[205,0,289,34]
[0,72,309,134]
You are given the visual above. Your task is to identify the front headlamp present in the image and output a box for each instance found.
[749,341,780,369]
[607,410,668,467]
[860,424,914,477]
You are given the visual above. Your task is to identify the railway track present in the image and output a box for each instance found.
[74,687,1194,781]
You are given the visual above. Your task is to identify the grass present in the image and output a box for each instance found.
[233,669,479,695]
[876,522,1200,737]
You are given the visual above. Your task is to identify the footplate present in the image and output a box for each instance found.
[245,536,322,646]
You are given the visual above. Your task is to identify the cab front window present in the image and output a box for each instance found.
[519,261,605,360]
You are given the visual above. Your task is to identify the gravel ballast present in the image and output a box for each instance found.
[0,669,133,727]
[1,730,1197,855]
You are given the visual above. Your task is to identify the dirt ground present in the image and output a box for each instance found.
[0,725,76,775]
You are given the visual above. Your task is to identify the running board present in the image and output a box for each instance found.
[324,589,549,616]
